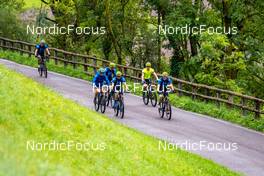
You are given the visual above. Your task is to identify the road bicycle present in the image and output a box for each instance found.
[158,92,172,120]
[106,89,113,107]
[94,90,107,113]
[142,81,157,107]
[113,92,125,119]
[37,55,49,78]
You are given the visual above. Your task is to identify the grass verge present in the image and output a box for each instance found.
[0,64,240,175]
[0,49,263,132]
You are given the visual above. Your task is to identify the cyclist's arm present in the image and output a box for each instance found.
[110,78,115,90]
[157,79,161,92]
[92,76,97,84]
[168,79,174,91]
[34,48,38,57]
[141,71,145,82]
[153,72,158,81]
[45,48,50,56]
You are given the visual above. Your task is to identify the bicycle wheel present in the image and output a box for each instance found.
[158,102,164,118]
[110,96,114,108]
[150,92,157,107]
[38,67,41,76]
[115,101,119,116]
[143,91,149,105]
[94,95,100,111]
[100,96,106,113]
[119,100,124,119]
[165,103,172,120]
[44,67,48,78]
[40,66,43,77]
[106,92,110,106]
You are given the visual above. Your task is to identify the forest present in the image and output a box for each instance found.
[1,0,264,98]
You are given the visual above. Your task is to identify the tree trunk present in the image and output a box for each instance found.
[105,0,122,64]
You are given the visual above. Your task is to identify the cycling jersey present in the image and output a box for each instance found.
[142,68,154,79]
[36,44,48,56]
[112,77,126,92]
[93,72,110,87]
[105,67,116,81]
[158,78,172,94]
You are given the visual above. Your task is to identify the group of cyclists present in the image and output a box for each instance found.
[34,40,175,118]
[92,60,175,114]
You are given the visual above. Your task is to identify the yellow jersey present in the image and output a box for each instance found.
[142,68,155,79]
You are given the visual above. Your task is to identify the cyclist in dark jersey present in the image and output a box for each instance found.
[34,40,50,67]
[157,72,174,105]
[111,71,128,108]
[105,62,117,82]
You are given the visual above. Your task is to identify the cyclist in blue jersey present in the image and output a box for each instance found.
[93,68,110,97]
[34,40,50,66]
[105,62,117,82]
[157,72,174,105]
[111,71,128,108]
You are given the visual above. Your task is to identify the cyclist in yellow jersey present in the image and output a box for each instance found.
[141,62,158,89]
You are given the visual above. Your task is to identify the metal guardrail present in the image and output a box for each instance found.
[0,36,263,118]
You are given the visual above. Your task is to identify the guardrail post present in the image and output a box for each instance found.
[93,57,97,74]
[216,91,220,107]
[28,45,32,57]
[254,100,261,118]
[3,40,6,50]
[20,43,23,55]
[54,50,58,65]
[11,42,14,51]
[83,57,88,72]
[205,88,210,103]
[72,55,76,69]
[178,82,183,97]
[192,86,196,100]
[63,53,67,67]
[241,98,247,116]
[228,94,234,108]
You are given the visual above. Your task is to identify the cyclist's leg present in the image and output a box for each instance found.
[94,86,100,98]
[143,79,150,91]
[158,93,164,105]
[113,91,119,108]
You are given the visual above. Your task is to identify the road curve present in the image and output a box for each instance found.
[1,59,264,176]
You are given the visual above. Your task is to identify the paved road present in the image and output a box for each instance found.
[1,59,264,176]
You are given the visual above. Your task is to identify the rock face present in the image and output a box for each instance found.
[20,9,38,23]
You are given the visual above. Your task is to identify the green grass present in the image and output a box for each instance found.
[23,0,42,9]
[0,49,263,132]
[0,65,240,175]
[169,95,264,132]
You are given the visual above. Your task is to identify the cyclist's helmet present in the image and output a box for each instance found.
[162,72,168,77]
[146,62,151,67]
[116,71,122,77]
[99,68,105,74]
[109,62,116,68]
[40,39,45,44]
